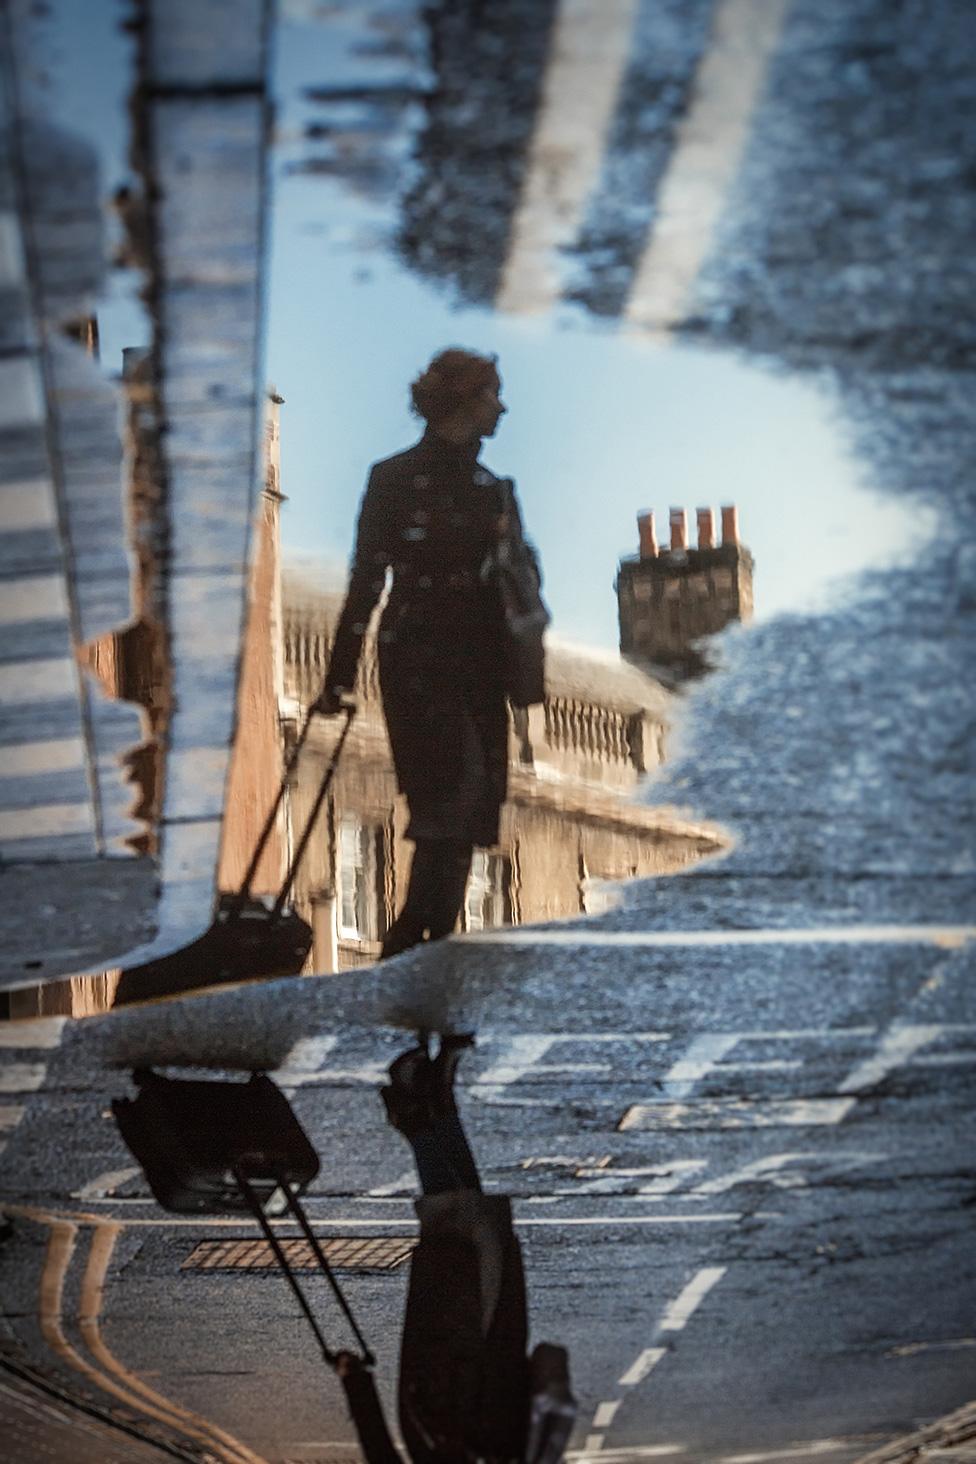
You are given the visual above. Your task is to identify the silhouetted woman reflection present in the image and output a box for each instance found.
[338,1036,575,1463]
[315,350,544,957]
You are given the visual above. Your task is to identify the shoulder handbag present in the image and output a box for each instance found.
[480,477,549,708]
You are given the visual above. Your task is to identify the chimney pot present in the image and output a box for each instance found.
[721,504,740,546]
[669,506,687,552]
[696,507,715,550]
[637,510,658,558]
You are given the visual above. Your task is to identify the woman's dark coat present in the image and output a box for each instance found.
[324,429,533,846]
[398,1192,529,1463]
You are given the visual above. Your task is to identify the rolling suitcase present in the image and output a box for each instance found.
[111,1068,319,1214]
[113,705,355,1005]
[112,1067,377,1375]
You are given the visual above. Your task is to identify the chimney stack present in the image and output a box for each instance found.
[721,504,740,547]
[637,510,658,559]
[696,507,715,550]
[669,507,687,552]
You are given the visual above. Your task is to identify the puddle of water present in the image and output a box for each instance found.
[267,8,923,653]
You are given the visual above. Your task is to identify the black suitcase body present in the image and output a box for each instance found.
[112,1069,319,1215]
[112,898,313,1006]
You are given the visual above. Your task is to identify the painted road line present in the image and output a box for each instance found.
[618,1347,668,1386]
[567,1450,684,1461]
[572,1160,708,1195]
[658,1266,727,1331]
[0,657,78,704]
[693,1150,884,1196]
[0,1103,26,1130]
[0,1017,67,1048]
[71,1167,142,1202]
[839,1024,946,1093]
[275,1034,339,1086]
[584,1435,605,1454]
[593,1401,622,1428]
[624,0,790,337]
[78,1219,269,1464]
[4,1205,762,1229]
[720,1443,866,1463]
[0,573,69,624]
[0,739,85,778]
[23,1207,269,1464]
[0,1062,47,1093]
[0,801,95,840]
[662,1033,740,1098]
[885,1338,976,1358]
[619,1097,856,1130]
[473,1031,670,1093]
[496,0,639,314]
[0,476,58,532]
[467,926,976,948]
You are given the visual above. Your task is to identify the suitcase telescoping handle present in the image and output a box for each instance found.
[234,704,356,916]
[234,1166,375,1370]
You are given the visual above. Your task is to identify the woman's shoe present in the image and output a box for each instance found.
[430,1032,475,1116]
[388,1042,432,1099]
[380,913,427,960]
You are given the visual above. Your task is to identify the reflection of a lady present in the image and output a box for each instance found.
[338,1036,575,1464]
[315,350,543,958]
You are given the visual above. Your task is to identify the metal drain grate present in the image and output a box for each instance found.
[182,1235,416,1273]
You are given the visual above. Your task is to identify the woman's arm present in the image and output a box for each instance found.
[317,468,390,709]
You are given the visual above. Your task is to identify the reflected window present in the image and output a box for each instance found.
[337,816,385,942]
[464,851,512,931]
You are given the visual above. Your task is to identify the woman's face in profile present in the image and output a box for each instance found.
[468,384,507,439]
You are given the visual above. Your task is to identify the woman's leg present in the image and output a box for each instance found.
[424,838,473,940]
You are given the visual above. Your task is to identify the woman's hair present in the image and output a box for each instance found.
[410,348,500,424]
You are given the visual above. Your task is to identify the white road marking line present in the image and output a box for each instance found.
[624,0,790,338]
[720,1442,858,1463]
[0,476,58,533]
[839,1024,946,1093]
[911,1052,976,1066]
[0,739,86,777]
[0,356,45,427]
[275,1035,339,1086]
[0,1062,46,1093]
[658,1266,726,1331]
[495,0,639,314]
[0,801,95,839]
[618,1347,668,1386]
[20,1211,756,1228]
[0,1104,26,1131]
[0,211,25,286]
[619,1097,856,1130]
[567,1450,684,1461]
[0,574,69,625]
[366,1169,417,1198]
[0,1017,66,1048]
[472,1031,669,1093]
[71,1168,142,1202]
[468,926,976,948]
[572,1160,708,1195]
[693,1150,884,1196]
[593,1401,622,1429]
[886,1337,976,1358]
[0,657,79,706]
[516,1213,754,1226]
[584,1435,605,1454]
[662,1033,740,1098]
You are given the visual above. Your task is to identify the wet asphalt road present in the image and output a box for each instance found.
[3,0,976,1459]
[1,926,974,1461]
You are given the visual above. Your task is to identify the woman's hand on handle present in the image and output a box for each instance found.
[313,684,356,716]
